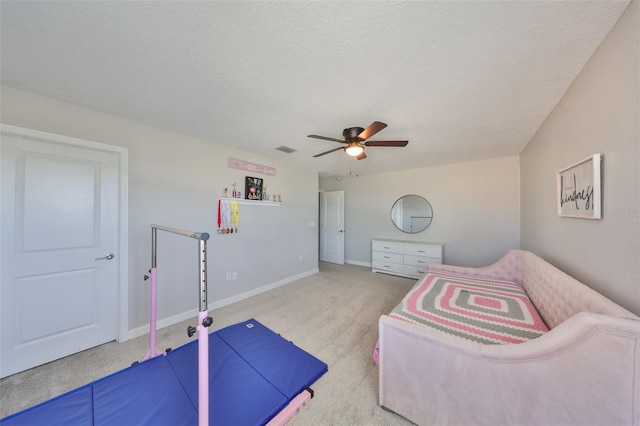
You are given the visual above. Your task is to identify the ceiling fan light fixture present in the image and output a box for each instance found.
[309,121,407,159]
[344,142,364,157]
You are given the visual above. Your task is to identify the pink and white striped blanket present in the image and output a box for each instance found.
[374,270,549,364]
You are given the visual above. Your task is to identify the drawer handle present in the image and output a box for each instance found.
[383,246,391,249]
[384,265,391,268]
[417,250,425,253]
[384,256,390,259]
[418,260,426,264]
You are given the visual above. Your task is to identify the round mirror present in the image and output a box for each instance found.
[390,195,433,233]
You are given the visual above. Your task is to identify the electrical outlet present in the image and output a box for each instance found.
[226,272,232,281]
[232,272,237,280]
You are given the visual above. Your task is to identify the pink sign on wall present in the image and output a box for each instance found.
[227,157,276,176]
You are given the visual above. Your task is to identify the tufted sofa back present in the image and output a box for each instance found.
[429,249,526,283]
[520,250,638,329]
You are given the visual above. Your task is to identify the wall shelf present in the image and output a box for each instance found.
[220,198,282,207]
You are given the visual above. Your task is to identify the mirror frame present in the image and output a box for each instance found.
[390,194,433,234]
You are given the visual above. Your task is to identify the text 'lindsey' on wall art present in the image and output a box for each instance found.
[556,154,601,219]
[228,157,276,176]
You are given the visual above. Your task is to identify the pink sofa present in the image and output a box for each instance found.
[378,249,640,426]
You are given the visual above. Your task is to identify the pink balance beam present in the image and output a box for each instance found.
[142,267,163,361]
[197,310,209,426]
[265,389,312,426]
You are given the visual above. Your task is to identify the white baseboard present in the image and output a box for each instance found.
[126,268,320,340]
[345,259,371,268]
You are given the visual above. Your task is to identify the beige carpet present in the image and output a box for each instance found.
[0,262,415,425]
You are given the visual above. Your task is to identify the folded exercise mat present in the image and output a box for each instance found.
[0,386,95,426]
[1,318,328,426]
[215,319,328,400]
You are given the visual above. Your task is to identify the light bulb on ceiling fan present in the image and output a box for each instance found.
[344,142,364,157]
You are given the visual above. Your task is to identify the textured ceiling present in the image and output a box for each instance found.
[0,1,630,177]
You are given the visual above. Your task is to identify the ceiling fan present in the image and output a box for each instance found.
[309,121,408,160]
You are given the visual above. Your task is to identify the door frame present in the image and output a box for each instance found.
[0,124,130,342]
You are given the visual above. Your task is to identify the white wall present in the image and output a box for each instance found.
[520,1,639,314]
[1,86,319,334]
[320,156,520,268]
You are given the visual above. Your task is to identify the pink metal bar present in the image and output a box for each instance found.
[197,310,209,426]
[265,390,312,426]
[142,267,163,360]
[148,225,211,424]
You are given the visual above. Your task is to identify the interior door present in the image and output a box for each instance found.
[320,190,345,265]
[1,128,120,378]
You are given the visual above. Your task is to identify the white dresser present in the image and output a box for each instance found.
[371,239,443,279]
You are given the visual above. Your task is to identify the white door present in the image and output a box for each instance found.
[1,126,122,378]
[320,190,345,265]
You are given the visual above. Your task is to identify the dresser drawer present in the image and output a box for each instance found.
[372,241,404,254]
[372,260,404,275]
[403,254,438,267]
[404,244,441,258]
[372,251,403,264]
[403,264,428,278]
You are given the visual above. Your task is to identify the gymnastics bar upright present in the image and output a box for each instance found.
[147,224,212,426]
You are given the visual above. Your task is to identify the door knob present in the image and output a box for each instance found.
[95,253,115,261]
[339,230,344,233]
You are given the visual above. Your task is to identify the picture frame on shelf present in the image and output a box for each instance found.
[245,176,263,200]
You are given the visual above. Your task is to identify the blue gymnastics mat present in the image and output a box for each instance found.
[1,319,328,426]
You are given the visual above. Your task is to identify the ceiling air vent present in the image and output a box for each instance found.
[274,145,297,154]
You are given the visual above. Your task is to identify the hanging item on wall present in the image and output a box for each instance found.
[223,198,230,233]
[556,154,601,219]
[217,199,240,235]
[245,176,263,200]
[217,199,221,233]
[231,201,239,233]
[217,199,228,233]
[228,157,276,176]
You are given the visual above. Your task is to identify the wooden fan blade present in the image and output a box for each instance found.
[364,140,408,147]
[307,134,345,143]
[357,121,387,141]
[356,151,367,160]
[313,146,345,157]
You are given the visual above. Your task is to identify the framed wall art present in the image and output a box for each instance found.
[556,154,601,219]
[245,176,263,200]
